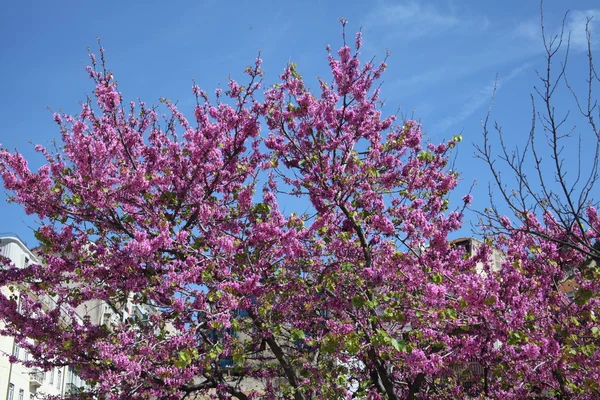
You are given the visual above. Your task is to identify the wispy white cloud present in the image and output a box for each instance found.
[393,66,455,90]
[390,42,536,96]
[566,9,600,50]
[362,1,488,40]
[434,62,533,133]
[514,19,540,42]
[364,3,524,97]
[365,2,458,28]
[512,9,600,52]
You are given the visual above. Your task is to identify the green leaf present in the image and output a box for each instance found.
[290,328,305,341]
[484,296,497,306]
[208,344,223,360]
[580,344,596,357]
[322,336,337,353]
[178,350,192,365]
[344,334,361,354]
[252,203,271,215]
[390,338,406,352]
[574,289,594,306]
[352,296,366,308]
[444,308,457,319]
[341,262,354,271]
[366,299,379,309]
[507,331,525,345]
[232,353,246,365]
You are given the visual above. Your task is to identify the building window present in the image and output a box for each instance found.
[13,344,20,359]
[57,370,61,388]
[8,384,14,400]
[18,389,24,400]
[49,368,54,384]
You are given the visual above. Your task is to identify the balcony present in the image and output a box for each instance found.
[29,369,44,389]
[132,305,150,325]
[66,382,81,394]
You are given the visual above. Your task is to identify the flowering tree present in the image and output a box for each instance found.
[0,23,597,399]
[477,10,600,265]
[474,10,600,399]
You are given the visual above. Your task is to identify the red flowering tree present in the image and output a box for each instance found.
[1,24,597,399]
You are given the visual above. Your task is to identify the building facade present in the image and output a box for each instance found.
[0,236,87,400]
[0,234,163,399]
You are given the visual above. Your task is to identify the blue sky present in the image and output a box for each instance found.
[0,0,598,247]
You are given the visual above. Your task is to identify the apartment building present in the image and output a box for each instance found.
[0,234,164,399]
[0,235,90,400]
[449,237,504,273]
